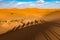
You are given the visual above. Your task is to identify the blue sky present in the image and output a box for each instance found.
[0,0,60,8]
[1,0,60,2]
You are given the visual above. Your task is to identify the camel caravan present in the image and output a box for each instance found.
[0,10,60,40]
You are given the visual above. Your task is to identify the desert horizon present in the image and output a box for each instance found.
[0,0,60,40]
[0,8,60,40]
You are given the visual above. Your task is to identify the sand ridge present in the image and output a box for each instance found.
[0,8,60,34]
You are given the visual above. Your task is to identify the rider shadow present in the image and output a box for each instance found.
[0,20,60,40]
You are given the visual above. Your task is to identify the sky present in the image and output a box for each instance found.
[0,0,60,9]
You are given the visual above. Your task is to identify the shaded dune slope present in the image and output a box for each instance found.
[0,19,60,40]
[0,8,60,40]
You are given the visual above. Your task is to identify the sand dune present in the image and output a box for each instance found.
[0,8,60,39]
[0,8,60,34]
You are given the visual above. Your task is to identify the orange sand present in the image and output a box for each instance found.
[0,8,60,34]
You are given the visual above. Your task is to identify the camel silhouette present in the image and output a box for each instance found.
[0,19,60,40]
[0,11,60,40]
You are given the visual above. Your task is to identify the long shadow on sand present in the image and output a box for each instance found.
[0,20,60,40]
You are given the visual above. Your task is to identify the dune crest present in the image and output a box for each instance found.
[0,8,60,34]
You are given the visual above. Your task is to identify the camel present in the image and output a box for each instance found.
[0,10,60,40]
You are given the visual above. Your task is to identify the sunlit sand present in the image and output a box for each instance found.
[0,8,60,36]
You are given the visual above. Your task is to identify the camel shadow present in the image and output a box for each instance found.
[0,20,60,40]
